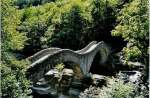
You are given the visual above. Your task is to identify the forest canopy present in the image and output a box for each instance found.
[1,0,149,97]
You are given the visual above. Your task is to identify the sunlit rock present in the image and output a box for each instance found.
[62,68,74,77]
[92,74,106,87]
[59,68,74,91]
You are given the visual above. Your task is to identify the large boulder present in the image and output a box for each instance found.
[59,68,74,91]
[45,69,60,79]
[44,69,60,89]
[92,74,106,87]
[62,68,74,77]
[45,69,60,80]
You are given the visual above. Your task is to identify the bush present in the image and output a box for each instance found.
[111,0,148,62]
[1,63,30,98]
[79,78,135,98]
[55,63,65,72]
[1,1,30,97]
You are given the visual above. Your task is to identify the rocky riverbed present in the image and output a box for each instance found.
[31,68,107,98]
[31,62,143,98]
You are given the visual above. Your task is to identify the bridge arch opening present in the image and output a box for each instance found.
[89,52,101,74]
[89,51,114,76]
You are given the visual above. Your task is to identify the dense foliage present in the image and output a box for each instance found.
[80,77,148,98]
[80,78,135,98]
[112,0,149,83]
[1,0,148,97]
[112,0,148,62]
[1,0,30,97]
[19,0,92,55]
[16,0,124,56]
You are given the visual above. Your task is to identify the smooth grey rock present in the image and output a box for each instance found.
[59,69,74,90]
[44,69,60,83]
[62,68,74,76]
[45,69,59,77]
[92,74,106,86]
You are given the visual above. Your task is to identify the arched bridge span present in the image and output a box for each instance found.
[26,41,110,83]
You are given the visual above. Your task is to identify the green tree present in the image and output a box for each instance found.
[1,0,30,97]
[89,0,118,41]
[18,0,124,56]
[19,0,92,55]
[19,3,57,55]
[112,0,148,63]
[45,0,92,49]
[79,78,135,98]
[111,0,148,85]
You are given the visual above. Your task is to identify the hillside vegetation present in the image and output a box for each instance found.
[1,0,148,97]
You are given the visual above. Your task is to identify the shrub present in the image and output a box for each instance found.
[55,63,65,72]
[79,77,135,98]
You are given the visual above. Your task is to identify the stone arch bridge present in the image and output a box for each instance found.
[26,41,110,83]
